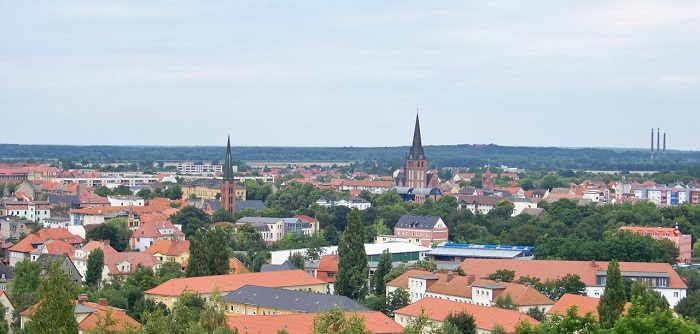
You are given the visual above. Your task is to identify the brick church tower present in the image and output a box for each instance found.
[405,114,428,188]
[221,136,236,215]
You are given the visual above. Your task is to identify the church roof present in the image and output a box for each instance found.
[407,114,425,160]
[223,135,234,181]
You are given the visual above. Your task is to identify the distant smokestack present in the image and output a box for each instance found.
[663,133,667,154]
[651,128,655,159]
[657,128,660,154]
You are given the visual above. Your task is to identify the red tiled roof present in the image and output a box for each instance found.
[104,252,160,276]
[21,300,140,332]
[145,239,190,257]
[226,311,402,334]
[460,259,686,289]
[547,293,631,319]
[133,221,184,238]
[9,228,83,253]
[395,297,538,332]
[145,270,326,297]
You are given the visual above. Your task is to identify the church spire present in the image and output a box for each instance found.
[407,113,425,160]
[223,135,234,181]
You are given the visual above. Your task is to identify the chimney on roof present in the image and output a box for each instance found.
[495,279,502,283]
[103,239,110,246]
[467,274,475,286]
[446,272,454,283]
[98,298,108,306]
[78,295,88,304]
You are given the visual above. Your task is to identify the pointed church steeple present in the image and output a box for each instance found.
[221,135,236,215]
[223,135,234,181]
[407,113,425,160]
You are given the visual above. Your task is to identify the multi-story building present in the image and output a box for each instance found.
[460,259,687,307]
[176,164,224,174]
[392,215,449,247]
[130,220,185,252]
[315,196,371,210]
[107,195,145,207]
[619,226,692,264]
[180,178,246,201]
[3,200,51,224]
[235,217,317,245]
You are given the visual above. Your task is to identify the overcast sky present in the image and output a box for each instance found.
[1,1,699,150]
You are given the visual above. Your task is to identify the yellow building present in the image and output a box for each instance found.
[222,286,368,316]
[181,178,246,200]
[144,239,190,267]
[144,270,328,309]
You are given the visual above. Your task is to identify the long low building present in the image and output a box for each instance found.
[427,243,534,270]
[145,270,328,308]
[460,259,687,307]
[226,312,403,334]
[271,243,431,265]
[395,297,539,334]
[222,285,368,316]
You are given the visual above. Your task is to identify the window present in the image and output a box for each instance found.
[674,292,679,298]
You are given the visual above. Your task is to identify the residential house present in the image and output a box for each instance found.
[0,217,34,241]
[460,259,687,307]
[235,217,316,245]
[145,239,190,267]
[130,220,185,252]
[8,228,84,267]
[394,297,539,334]
[103,252,161,282]
[30,239,77,262]
[619,226,692,264]
[229,257,250,274]
[0,262,14,290]
[457,195,511,215]
[36,253,83,284]
[316,254,339,294]
[393,215,448,247]
[374,235,421,245]
[20,295,141,333]
[386,270,554,312]
[145,270,328,308]
[260,260,297,272]
[3,200,51,224]
[222,285,368,316]
[72,240,118,280]
[0,291,14,330]
[225,312,402,334]
[335,179,395,194]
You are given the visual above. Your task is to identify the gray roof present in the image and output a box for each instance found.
[74,304,96,314]
[237,217,284,224]
[48,195,80,205]
[473,283,506,289]
[186,178,222,188]
[395,215,442,229]
[0,262,14,280]
[260,260,297,272]
[221,285,369,313]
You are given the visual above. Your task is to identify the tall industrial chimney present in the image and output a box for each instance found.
[657,128,660,155]
[663,133,667,154]
[650,128,655,159]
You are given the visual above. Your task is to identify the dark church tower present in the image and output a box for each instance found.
[221,136,236,215]
[405,114,428,188]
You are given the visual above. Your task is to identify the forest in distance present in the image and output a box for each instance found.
[2,143,700,171]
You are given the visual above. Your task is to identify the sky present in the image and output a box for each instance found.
[1,1,699,150]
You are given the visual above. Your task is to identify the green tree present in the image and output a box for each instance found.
[170,205,211,237]
[310,307,371,334]
[387,288,410,316]
[9,260,41,330]
[384,263,410,284]
[516,305,602,334]
[373,250,392,296]
[163,184,183,200]
[443,311,477,334]
[94,186,111,197]
[612,295,700,334]
[186,227,231,277]
[493,293,517,310]
[211,208,236,223]
[630,281,669,315]
[85,248,104,287]
[85,218,132,252]
[335,209,369,301]
[24,264,79,334]
[526,307,547,322]
[597,259,626,329]
[487,269,516,283]
[412,259,437,272]
[111,185,132,196]
[289,252,306,270]
[675,290,700,323]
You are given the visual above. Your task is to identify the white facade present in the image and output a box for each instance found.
[107,196,145,207]
[4,203,51,224]
[176,164,225,174]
